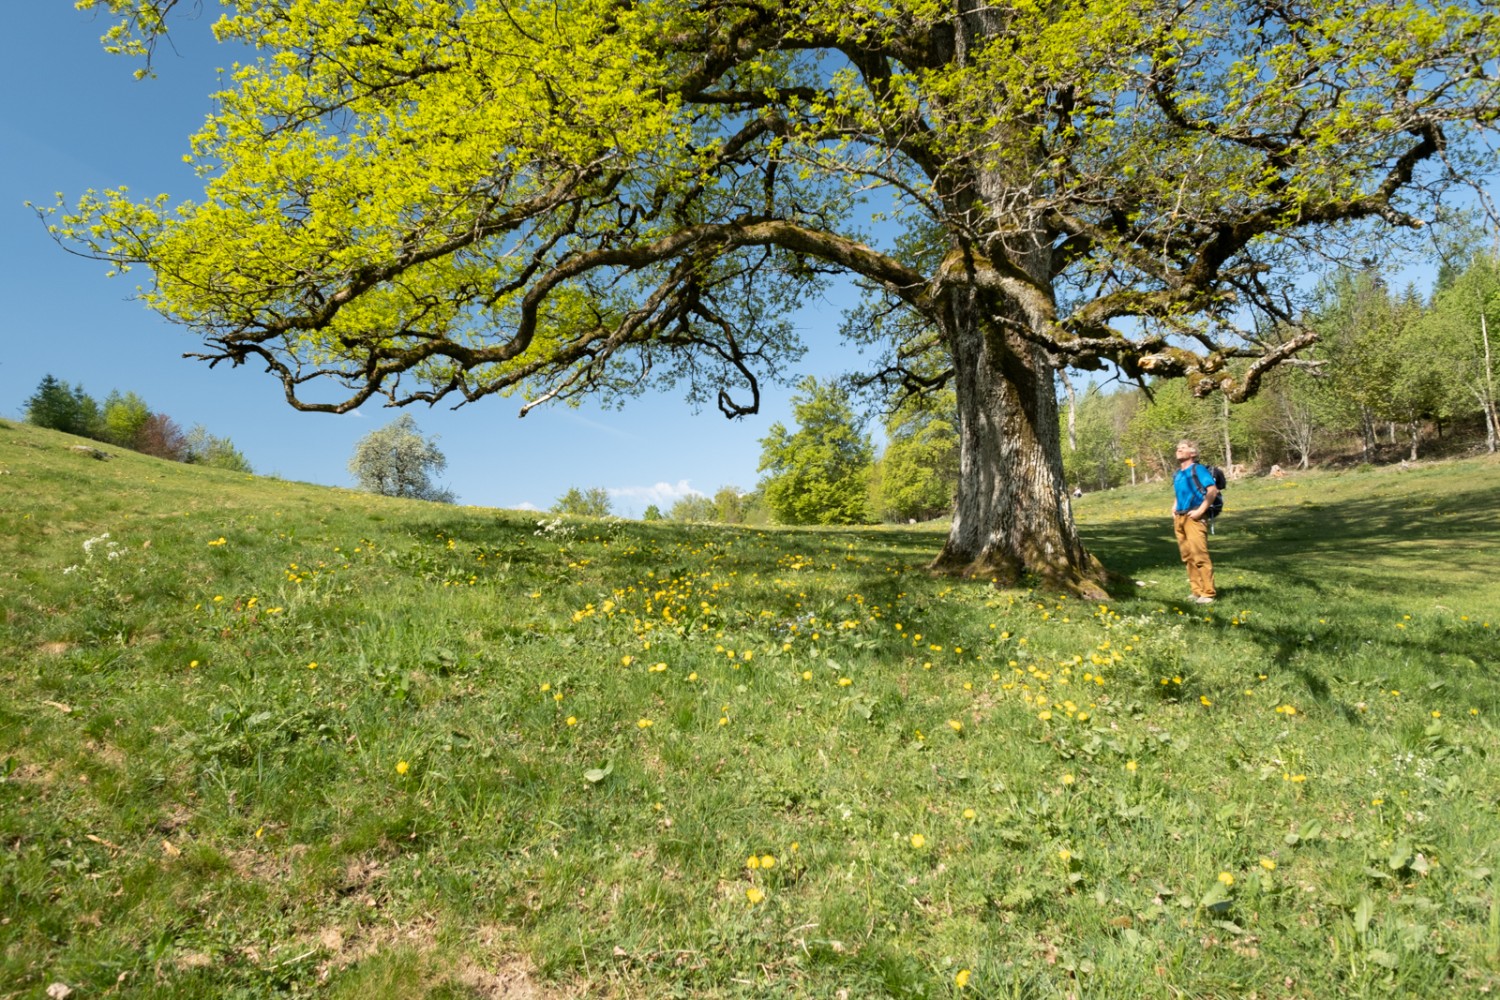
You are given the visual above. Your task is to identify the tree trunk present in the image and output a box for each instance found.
[1483,314,1498,454]
[926,10,1107,597]
[1220,395,1233,472]
[1059,368,1078,454]
[930,290,1106,598]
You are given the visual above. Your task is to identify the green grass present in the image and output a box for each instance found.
[3,417,1499,999]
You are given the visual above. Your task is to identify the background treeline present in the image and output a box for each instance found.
[1062,254,1500,491]
[22,374,253,473]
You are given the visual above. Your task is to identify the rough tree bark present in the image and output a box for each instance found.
[930,287,1105,597]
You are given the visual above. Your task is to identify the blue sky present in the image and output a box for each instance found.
[0,3,862,515]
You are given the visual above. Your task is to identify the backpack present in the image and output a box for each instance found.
[1195,463,1226,521]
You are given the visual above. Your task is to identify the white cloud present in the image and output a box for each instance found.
[564,411,638,440]
[508,501,540,512]
[608,480,703,513]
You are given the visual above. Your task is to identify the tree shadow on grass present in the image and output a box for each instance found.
[1082,486,1500,720]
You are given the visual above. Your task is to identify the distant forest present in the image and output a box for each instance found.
[1059,254,1500,492]
[21,375,252,473]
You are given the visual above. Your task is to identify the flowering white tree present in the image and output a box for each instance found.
[348,415,455,503]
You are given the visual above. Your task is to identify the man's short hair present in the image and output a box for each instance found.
[1177,439,1200,456]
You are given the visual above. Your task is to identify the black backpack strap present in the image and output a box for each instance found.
[1192,463,1214,502]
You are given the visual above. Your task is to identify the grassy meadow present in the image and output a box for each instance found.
[2,418,1499,999]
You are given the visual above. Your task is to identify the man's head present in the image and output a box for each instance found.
[1176,440,1199,464]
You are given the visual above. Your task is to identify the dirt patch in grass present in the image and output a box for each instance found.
[307,919,563,998]
[456,954,552,999]
[5,762,51,787]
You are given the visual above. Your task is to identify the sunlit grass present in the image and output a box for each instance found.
[2,418,1498,998]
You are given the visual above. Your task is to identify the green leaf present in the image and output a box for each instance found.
[584,761,614,784]
[1200,882,1232,913]
[1354,895,1374,935]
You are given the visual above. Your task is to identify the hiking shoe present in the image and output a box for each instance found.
[1194,595,1215,604]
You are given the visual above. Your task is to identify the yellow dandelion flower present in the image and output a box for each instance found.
[307,662,318,670]
[189,660,199,669]
[637,718,654,729]
[1217,871,1235,886]
[1259,858,1276,870]
[746,887,765,904]
[839,677,853,687]
[962,808,977,821]
[395,760,409,775]
[1125,760,1138,773]
[760,855,776,869]
[1061,773,1075,786]
[1038,710,1052,721]
[746,855,761,870]
[955,969,972,989]
[910,833,926,849]
[948,719,963,732]
[1058,848,1072,862]
[566,716,577,726]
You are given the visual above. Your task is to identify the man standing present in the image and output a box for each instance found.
[1172,440,1219,604]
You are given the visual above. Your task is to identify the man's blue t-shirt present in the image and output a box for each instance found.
[1173,464,1215,514]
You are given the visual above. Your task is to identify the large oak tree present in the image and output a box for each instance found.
[55,0,1500,594]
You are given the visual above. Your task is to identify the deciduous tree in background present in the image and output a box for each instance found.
[185,425,254,473]
[101,390,152,449]
[1423,252,1500,453]
[668,494,716,523]
[56,0,1500,593]
[135,412,189,461]
[759,378,873,526]
[875,392,958,522]
[712,486,748,525]
[551,487,613,517]
[348,415,455,503]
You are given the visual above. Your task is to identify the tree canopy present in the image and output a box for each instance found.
[53,0,1500,593]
